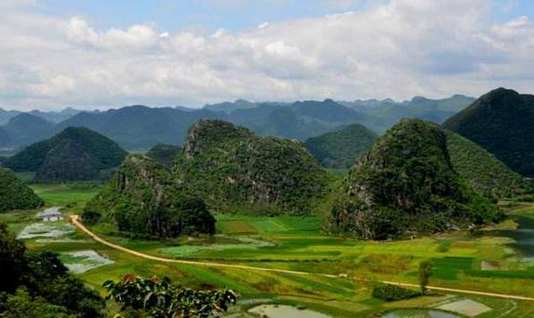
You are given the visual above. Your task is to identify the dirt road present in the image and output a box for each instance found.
[70,215,534,302]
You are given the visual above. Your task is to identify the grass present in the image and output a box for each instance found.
[4,183,534,317]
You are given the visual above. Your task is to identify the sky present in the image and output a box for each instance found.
[1,0,534,110]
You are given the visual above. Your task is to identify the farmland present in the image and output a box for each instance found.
[3,183,534,317]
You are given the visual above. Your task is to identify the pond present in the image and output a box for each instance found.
[494,213,534,260]
[248,304,331,318]
[380,309,460,318]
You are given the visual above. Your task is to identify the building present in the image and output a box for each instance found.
[37,208,65,222]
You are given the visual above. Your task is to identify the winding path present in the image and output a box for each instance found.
[70,215,534,302]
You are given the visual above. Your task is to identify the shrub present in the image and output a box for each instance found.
[371,284,420,302]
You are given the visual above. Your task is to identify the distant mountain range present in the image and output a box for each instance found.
[0,94,474,151]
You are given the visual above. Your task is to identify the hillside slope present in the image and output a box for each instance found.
[0,167,43,212]
[305,124,378,168]
[446,131,525,199]
[83,155,215,238]
[146,144,181,168]
[443,88,534,176]
[330,119,502,240]
[4,127,127,181]
[174,120,328,215]
[2,113,54,147]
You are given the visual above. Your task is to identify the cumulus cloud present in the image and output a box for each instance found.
[0,0,533,110]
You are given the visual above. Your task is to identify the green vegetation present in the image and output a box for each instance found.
[5,183,534,317]
[103,275,237,318]
[3,127,127,182]
[371,284,420,302]
[84,155,215,238]
[146,143,181,167]
[418,260,433,294]
[0,167,43,213]
[0,224,105,317]
[175,120,328,216]
[446,131,526,198]
[444,88,534,176]
[331,119,502,240]
[305,123,378,168]
[1,113,54,147]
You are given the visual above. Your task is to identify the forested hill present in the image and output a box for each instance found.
[305,123,378,168]
[444,88,534,177]
[83,154,215,238]
[174,120,328,216]
[0,167,43,213]
[330,119,502,240]
[3,127,127,182]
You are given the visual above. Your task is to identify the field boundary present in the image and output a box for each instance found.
[71,215,534,302]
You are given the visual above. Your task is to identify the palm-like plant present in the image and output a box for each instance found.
[104,274,237,318]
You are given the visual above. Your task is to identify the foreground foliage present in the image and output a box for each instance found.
[104,275,237,318]
[0,223,105,317]
[0,166,43,213]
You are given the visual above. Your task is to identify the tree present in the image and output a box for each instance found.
[0,288,74,318]
[0,223,26,293]
[104,275,237,318]
[418,260,433,295]
[0,223,105,318]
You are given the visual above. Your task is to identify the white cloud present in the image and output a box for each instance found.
[0,0,533,110]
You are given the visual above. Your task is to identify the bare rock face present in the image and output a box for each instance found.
[330,119,502,240]
[176,120,328,216]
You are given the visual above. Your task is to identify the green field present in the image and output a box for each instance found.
[3,183,534,317]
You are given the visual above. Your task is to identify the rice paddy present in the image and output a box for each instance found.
[3,183,534,317]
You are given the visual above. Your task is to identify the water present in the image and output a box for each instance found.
[380,309,460,318]
[494,214,534,259]
[248,304,331,318]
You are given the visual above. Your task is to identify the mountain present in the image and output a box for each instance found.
[446,131,525,199]
[83,155,215,238]
[146,144,181,168]
[305,124,378,168]
[226,100,364,140]
[330,119,502,240]
[204,99,258,113]
[0,108,21,125]
[2,113,54,148]
[0,167,44,212]
[28,107,83,123]
[174,120,328,216]
[0,127,10,147]
[342,95,475,132]
[56,106,222,150]
[4,127,127,182]
[443,88,534,177]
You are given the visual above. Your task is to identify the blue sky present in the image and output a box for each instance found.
[37,0,533,32]
[2,0,534,110]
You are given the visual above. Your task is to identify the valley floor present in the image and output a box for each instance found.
[3,183,534,317]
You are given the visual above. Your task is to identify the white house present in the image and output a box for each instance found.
[37,208,65,222]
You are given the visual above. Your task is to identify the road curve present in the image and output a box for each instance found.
[70,215,534,302]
